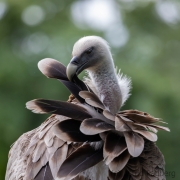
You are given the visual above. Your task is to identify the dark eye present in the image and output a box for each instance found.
[86,47,93,54]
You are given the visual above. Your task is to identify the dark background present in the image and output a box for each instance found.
[0,0,179,179]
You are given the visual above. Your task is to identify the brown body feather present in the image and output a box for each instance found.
[6,110,167,180]
[6,88,169,180]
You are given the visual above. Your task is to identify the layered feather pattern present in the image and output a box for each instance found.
[6,58,169,180]
[38,58,87,102]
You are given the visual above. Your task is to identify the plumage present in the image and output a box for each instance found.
[103,110,115,121]
[32,140,46,162]
[44,129,54,147]
[49,144,68,179]
[34,163,53,180]
[38,58,87,102]
[57,144,103,180]
[108,169,125,180]
[53,119,101,142]
[38,58,67,80]
[38,115,63,139]
[6,36,169,180]
[133,129,157,142]
[121,111,160,124]
[60,80,85,103]
[26,99,91,120]
[124,131,144,157]
[79,91,105,109]
[47,136,64,154]
[115,116,132,131]
[146,124,170,132]
[103,132,127,165]
[80,118,114,135]
[109,150,130,173]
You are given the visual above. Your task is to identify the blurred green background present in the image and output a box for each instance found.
[0,0,180,179]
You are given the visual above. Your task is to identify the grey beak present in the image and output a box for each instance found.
[66,57,79,81]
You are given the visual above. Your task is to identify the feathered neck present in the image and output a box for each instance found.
[86,58,122,114]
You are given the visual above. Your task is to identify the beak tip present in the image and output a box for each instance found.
[66,63,78,81]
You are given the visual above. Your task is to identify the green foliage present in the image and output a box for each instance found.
[0,0,179,179]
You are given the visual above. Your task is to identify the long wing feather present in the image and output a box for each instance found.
[38,58,67,80]
[26,99,92,120]
[122,112,160,124]
[60,80,85,103]
[57,144,103,180]
[147,124,170,132]
[38,58,87,102]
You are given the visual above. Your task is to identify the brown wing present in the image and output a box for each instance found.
[6,113,103,180]
[6,59,169,180]
[5,127,37,180]
[6,59,104,180]
[6,99,168,180]
[5,115,60,180]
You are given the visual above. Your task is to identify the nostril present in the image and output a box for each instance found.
[70,56,79,65]
[72,60,78,65]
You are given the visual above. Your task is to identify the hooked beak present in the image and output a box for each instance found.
[66,56,87,81]
[66,56,79,81]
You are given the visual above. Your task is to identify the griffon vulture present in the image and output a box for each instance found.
[6,36,169,180]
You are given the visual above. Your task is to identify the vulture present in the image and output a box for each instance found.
[6,36,170,180]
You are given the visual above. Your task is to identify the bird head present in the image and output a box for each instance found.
[66,36,113,81]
